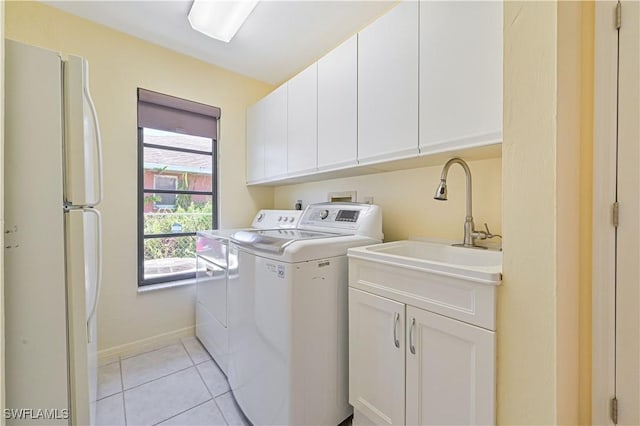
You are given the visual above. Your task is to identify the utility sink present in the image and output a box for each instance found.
[348,239,502,285]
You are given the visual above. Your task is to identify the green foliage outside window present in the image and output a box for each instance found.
[144,200,213,260]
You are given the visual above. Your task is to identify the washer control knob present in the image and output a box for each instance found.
[320,210,329,220]
[289,217,295,222]
[256,212,265,222]
[278,216,283,221]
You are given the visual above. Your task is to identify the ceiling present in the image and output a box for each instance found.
[42,0,398,85]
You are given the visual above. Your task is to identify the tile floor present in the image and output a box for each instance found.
[96,337,251,426]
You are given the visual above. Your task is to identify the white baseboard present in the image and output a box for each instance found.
[98,326,195,364]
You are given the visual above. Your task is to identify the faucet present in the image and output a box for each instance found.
[433,158,500,249]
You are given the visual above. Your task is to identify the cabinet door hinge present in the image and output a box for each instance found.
[616,2,622,30]
[613,202,620,227]
[611,397,618,424]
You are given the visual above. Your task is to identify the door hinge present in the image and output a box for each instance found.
[613,202,620,227]
[616,2,622,30]
[611,397,618,424]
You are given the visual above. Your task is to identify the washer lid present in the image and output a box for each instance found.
[230,229,338,254]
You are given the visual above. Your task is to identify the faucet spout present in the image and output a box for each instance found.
[434,158,484,249]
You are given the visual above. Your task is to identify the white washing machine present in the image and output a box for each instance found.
[195,210,302,375]
[227,202,383,425]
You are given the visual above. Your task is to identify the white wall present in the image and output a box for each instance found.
[5,2,274,353]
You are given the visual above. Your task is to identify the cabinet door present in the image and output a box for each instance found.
[419,1,502,154]
[246,99,265,183]
[263,84,288,179]
[349,288,405,425]
[287,63,317,175]
[406,306,495,425]
[358,1,419,164]
[318,35,357,170]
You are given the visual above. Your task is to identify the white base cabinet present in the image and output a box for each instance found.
[348,264,497,425]
[349,288,406,425]
[405,306,495,425]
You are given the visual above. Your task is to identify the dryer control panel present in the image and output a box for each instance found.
[251,209,302,229]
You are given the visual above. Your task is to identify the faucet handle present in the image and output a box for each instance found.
[483,223,502,239]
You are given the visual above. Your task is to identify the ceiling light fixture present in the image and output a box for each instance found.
[188,0,259,43]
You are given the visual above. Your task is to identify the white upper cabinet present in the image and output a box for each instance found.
[317,35,358,171]
[287,63,318,176]
[419,1,503,154]
[263,84,288,179]
[357,1,419,165]
[245,0,503,185]
[246,100,265,183]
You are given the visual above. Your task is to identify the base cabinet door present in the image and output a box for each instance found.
[349,288,406,425]
[405,306,496,425]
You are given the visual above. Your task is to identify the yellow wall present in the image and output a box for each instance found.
[274,158,502,243]
[557,1,583,423]
[500,2,592,424]
[578,3,594,424]
[1,1,5,422]
[501,2,558,422]
[5,1,274,351]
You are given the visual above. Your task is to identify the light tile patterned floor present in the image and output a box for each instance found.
[96,337,250,426]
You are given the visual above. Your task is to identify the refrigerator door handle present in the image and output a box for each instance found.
[84,79,104,206]
[84,207,102,343]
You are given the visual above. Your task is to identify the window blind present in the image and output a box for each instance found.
[137,88,221,139]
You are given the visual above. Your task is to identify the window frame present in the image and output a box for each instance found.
[137,127,219,287]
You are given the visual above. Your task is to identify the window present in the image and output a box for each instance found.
[138,89,221,286]
[153,175,178,208]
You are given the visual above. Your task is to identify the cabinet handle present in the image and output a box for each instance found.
[409,317,416,355]
[393,312,400,348]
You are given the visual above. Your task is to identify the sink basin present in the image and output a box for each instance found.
[348,239,502,284]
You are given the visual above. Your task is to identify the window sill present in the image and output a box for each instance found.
[137,277,196,293]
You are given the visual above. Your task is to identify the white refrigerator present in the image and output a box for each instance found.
[4,39,103,425]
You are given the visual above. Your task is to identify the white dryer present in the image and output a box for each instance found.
[195,210,302,375]
[227,202,383,425]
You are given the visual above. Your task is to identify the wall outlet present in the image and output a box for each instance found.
[363,196,374,204]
